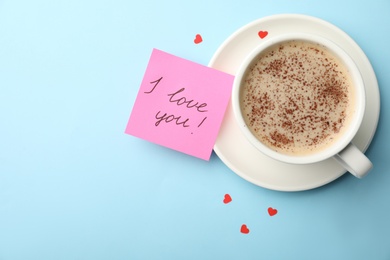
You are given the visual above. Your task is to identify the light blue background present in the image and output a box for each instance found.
[1,0,389,259]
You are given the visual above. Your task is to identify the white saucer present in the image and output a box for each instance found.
[209,14,380,191]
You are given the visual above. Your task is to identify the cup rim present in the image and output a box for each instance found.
[232,33,366,164]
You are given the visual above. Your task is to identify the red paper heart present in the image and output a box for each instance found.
[194,34,203,44]
[258,30,268,39]
[268,207,278,216]
[240,224,250,234]
[223,194,232,204]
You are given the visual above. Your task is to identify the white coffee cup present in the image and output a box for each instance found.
[232,33,372,178]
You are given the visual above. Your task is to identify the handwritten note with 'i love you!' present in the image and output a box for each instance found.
[125,49,234,160]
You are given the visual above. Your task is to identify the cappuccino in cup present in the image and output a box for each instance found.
[232,33,372,178]
[240,40,355,155]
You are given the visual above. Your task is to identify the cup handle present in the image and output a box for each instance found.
[334,143,373,178]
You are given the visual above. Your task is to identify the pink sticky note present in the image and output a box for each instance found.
[125,49,234,160]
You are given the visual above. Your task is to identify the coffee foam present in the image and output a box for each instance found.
[241,40,356,155]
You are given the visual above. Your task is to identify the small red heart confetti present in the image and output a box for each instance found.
[258,30,268,39]
[240,224,250,234]
[268,207,278,216]
[194,34,203,44]
[223,194,232,204]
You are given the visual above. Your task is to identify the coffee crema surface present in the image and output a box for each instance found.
[241,40,356,155]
